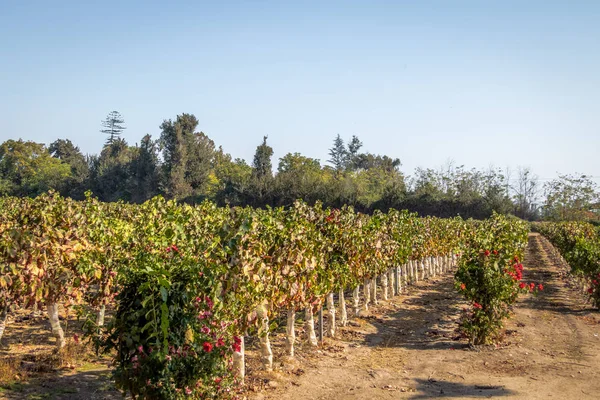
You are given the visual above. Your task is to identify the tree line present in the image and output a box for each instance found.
[0,111,597,221]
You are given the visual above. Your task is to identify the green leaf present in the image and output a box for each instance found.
[160,303,169,349]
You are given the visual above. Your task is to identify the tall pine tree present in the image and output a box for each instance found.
[328,134,347,171]
[101,111,126,144]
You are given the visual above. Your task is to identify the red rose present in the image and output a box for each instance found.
[484,250,490,257]
[216,337,225,348]
[460,283,466,290]
[203,342,213,353]
[492,250,498,255]
[519,282,526,289]
[537,284,543,291]
[588,288,594,294]
[473,302,483,309]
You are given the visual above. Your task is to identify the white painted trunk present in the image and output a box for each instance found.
[256,304,273,371]
[398,266,403,293]
[381,273,388,300]
[285,309,296,356]
[388,269,395,296]
[0,306,7,344]
[371,276,378,305]
[233,335,245,381]
[414,261,418,279]
[363,278,371,312]
[421,259,426,280]
[47,303,66,349]
[339,289,348,326]
[416,260,421,282]
[409,261,415,283]
[32,303,41,317]
[305,307,318,347]
[402,264,407,287]
[327,293,335,337]
[414,260,419,283]
[352,286,360,316]
[96,304,106,327]
[401,264,406,286]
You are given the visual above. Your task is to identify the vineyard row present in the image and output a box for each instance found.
[0,192,528,398]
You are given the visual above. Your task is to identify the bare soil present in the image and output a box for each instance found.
[0,309,121,400]
[2,233,599,399]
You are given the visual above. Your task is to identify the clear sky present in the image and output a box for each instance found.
[1,0,599,183]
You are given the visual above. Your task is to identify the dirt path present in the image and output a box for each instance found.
[248,233,600,399]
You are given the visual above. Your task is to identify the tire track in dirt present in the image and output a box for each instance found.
[248,233,600,400]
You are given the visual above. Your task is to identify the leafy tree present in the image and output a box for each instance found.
[89,138,135,202]
[277,152,321,174]
[101,111,126,145]
[353,165,406,209]
[252,136,274,179]
[543,174,599,221]
[185,132,216,199]
[48,139,89,198]
[0,139,71,197]
[212,148,252,206]
[160,114,217,201]
[355,153,401,172]
[274,153,325,205]
[245,136,275,207]
[128,134,160,203]
[511,167,540,220]
[412,167,445,200]
[346,135,363,171]
[160,114,196,200]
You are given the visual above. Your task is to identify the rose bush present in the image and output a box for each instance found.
[455,214,540,345]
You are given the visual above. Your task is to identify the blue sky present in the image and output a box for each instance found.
[1,0,599,183]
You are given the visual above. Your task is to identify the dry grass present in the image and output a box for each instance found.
[0,340,95,390]
[0,357,21,386]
